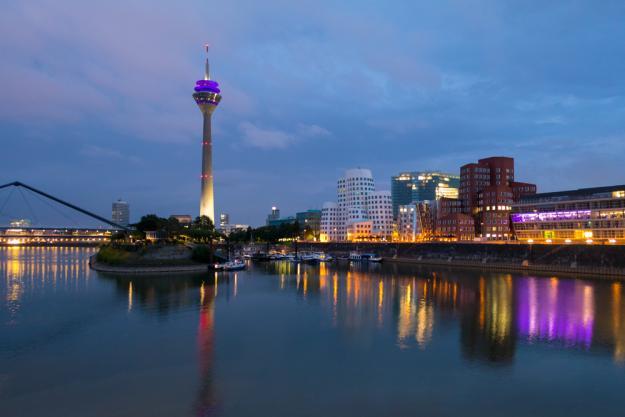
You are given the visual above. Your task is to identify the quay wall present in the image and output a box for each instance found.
[247,242,625,278]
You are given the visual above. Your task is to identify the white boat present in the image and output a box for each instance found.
[313,252,333,262]
[223,260,246,271]
[349,252,383,262]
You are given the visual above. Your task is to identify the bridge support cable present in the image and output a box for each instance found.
[17,186,40,225]
[0,187,16,218]
[0,181,129,231]
[27,187,80,227]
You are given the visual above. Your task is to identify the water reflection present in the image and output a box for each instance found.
[516,278,594,348]
[7,248,625,417]
[1,247,91,325]
[258,261,625,364]
[5,248,625,368]
[104,272,220,417]
[197,280,217,417]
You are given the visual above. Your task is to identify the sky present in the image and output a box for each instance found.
[1,0,625,227]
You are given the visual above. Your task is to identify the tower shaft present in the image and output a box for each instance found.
[200,112,214,222]
[193,46,221,225]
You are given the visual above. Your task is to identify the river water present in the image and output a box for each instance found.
[2,247,625,417]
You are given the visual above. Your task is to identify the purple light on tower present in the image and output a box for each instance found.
[193,44,222,223]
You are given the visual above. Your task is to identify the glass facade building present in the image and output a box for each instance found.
[391,172,460,219]
[296,209,322,239]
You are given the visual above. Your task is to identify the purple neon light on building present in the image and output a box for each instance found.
[511,210,592,223]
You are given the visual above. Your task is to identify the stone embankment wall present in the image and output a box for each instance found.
[245,242,625,278]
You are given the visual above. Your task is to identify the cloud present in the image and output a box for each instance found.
[238,122,331,149]
[80,145,141,163]
[3,0,625,225]
[239,122,295,149]
[297,124,331,137]
[535,116,566,125]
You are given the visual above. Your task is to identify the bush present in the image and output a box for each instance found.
[192,245,213,263]
[96,246,132,265]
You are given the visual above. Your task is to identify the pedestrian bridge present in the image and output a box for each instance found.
[0,181,127,246]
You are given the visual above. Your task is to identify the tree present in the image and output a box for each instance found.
[187,216,222,263]
[133,214,168,233]
[164,216,183,239]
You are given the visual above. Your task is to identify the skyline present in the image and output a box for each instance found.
[2,0,625,226]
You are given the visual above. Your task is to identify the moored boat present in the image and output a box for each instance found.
[223,260,246,271]
[349,252,383,262]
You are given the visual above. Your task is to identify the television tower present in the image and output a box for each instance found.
[193,44,222,223]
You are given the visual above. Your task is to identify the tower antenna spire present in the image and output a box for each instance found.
[204,43,210,81]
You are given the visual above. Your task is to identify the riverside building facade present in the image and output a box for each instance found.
[459,156,536,240]
[391,171,459,219]
[397,202,434,242]
[320,168,393,241]
[511,185,625,244]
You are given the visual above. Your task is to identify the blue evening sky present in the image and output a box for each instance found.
[1,0,625,226]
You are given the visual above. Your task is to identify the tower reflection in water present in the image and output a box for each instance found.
[106,272,222,417]
[6,247,625,417]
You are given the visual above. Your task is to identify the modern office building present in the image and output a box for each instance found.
[296,209,322,239]
[366,191,394,239]
[219,223,250,236]
[397,202,433,242]
[216,213,248,235]
[391,171,459,219]
[219,213,229,228]
[436,197,463,217]
[193,45,222,224]
[435,213,475,241]
[460,157,514,213]
[320,168,393,241]
[511,185,625,244]
[459,156,536,240]
[320,202,341,242]
[111,199,129,227]
[267,216,297,228]
[266,206,280,225]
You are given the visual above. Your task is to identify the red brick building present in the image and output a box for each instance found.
[437,197,463,217]
[435,213,475,241]
[459,156,536,240]
[511,181,537,202]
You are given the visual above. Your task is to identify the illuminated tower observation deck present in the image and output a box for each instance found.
[193,46,222,223]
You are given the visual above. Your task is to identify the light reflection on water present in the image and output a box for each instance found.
[3,248,625,417]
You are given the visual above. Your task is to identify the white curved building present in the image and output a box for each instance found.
[321,168,393,241]
[320,202,341,242]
